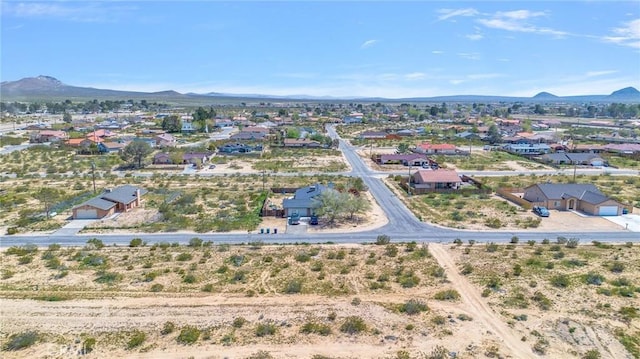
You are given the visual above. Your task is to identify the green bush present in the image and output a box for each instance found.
[161,321,175,335]
[127,330,146,349]
[255,323,277,337]
[375,234,390,245]
[129,238,143,247]
[176,252,193,261]
[399,299,429,315]
[300,321,332,336]
[3,331,38,351]
[284,279,303,294]
[150,283,164,292]
[82,337,96,354]
[583,272,605,286]
[177,326,201,344]
[340,316,367,334]
[232,317,247,328]
[434,289,461,301]
[550,274,570,288]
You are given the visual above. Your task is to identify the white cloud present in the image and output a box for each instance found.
[2,2,137,23]
[404,72,426,80]
[360,39,378,49]
[602,18,640,48]
[585,70,618,77]
[437,8,479,21]
[477,9,567,37]
[432,50,444,54]
[466,33,483,41]
[457,52,481,60]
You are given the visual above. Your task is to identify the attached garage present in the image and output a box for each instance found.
[598,206,619,216]
[74,209,98,219]
[72,198,116,220]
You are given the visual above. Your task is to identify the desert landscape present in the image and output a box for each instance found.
[1,239,638,358]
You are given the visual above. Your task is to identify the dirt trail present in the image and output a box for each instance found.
[428,243,536,359]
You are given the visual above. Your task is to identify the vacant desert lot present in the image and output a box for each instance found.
[1,241,638,358]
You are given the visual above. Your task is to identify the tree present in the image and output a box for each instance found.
[344,194,371,220]
[34,187,61,219]
[62,112,72,123]
[312,189,346,224]
[161,115,182,133]
[487,124,501,144]
[397,143,410,154]
[120,140,152,168]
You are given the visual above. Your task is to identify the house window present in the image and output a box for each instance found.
[553,201,560,207]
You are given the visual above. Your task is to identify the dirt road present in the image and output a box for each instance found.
[428,243,536,358]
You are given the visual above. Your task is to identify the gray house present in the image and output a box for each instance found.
[282,183,330,217]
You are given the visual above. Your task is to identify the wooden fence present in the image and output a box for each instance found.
[496,187,532,209]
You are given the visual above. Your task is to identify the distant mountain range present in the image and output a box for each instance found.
[1,75,639,103]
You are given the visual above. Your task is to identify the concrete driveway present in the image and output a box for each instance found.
[51,219,96,236]
[603,214,640,232]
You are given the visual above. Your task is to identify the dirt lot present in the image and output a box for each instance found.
[1,242,638,358]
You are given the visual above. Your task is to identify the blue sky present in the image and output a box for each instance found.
[2,1,639,98]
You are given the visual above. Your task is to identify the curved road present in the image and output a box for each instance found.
[1,125,638,246]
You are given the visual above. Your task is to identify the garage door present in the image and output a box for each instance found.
[598,206,618,216]
[75,209,98,219]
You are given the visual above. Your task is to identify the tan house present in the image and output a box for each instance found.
[72,185,147,219]
[283,138,322,148]
[410,169,461,193]
[523,183,626,216]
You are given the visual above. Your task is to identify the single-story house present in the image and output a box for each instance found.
[410,169,462,193]
[218,143,261,154]
[86,129,116,140]
[29,130,68,143]
[72,185,147,219]
[153,152,173,164]
[343,113,364,124]
[282,183,330,217]
[183,152,213,165]
[414,143,458,155]
[375,153,437,167]
[539,153,605,166]
[155,133,176,147]
[358,131,388,140]
[523,183,626,216]
[283,138,322,148]
[503,143,551,155]
[230,132,267,141]
[571,144,606,153]
[98,141,129,153]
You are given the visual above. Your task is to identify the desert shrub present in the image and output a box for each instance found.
[161,321,175,335]
[18,255,33,265]
[460,263,473,275]
[583,272,605,286]
[188,237,203,247]
[351,297,361,306]
[398,271,420,288]
[484,217,502,228]
[95,271,122,284]
[426,345,449,359]
[582,349,601,359]
[513,264,523,276]
[514,314,528,321]
[431,315,446,325]
[176,253,193,262]
[255,323,277,337]
[486,242,499,252]
[375,234,390,245]
[527,240,536,246]
[340,316,367,334]
[127,330,146,349]
[532,291,552,310]
[183,273,197,284]
[609,261,625,273]
[566,238,580,248]
[434,289,461,301]
[619,306,638,322]
[385,244,398,257]
[300,321,332,336]
[129,238,143,247]
[233,317,247,328]
[150,283,164,292]
[400,299,429,315]
[453,238,463,245]
[457,313,473,321]
[486,276,501,290]
[556,236,568,245]
[550,274,570,288]
[177,326,201,344]
[510,236,519,244]
[85,238,105,250]
[295,252,311,263]
[284,279,303,294]
[81,337,96,354]
[202,283,214,292]
[3,331,38,351]
[245,351,275,359]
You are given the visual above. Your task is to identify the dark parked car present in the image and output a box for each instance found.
[533,206,550,217]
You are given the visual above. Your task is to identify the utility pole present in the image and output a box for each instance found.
[408,162,412,196]
[91,162,97,194]
[262,169,266,192]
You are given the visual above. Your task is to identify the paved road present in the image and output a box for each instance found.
[1,125,638,247]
